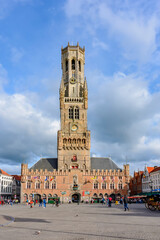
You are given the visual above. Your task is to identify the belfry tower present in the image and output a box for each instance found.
[57,42,91,170]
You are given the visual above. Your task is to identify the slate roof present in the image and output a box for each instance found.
[91,157,120,170]
[30,157,120,171]
[30,158,58,171]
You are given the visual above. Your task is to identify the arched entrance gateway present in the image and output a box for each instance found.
[34,194,41,201]
[72,193,81,203]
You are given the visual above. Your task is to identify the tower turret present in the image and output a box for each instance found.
[57,42,90,170]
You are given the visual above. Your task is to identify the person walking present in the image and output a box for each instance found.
[39,198,42,207]
[123,195,129,211]
[43,198,46,208]
[108,197,112,207]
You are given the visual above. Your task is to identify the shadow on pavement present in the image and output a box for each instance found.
[8,225,146,240]
[14,217,50,223]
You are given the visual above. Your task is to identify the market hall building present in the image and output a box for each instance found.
[21,43,130,203]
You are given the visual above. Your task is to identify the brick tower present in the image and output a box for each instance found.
[57,42,91,170]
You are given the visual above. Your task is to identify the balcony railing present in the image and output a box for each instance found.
[65,97,83,103]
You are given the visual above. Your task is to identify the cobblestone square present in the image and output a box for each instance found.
[0,203,160,240]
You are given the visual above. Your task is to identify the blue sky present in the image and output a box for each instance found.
[0,0,160,175]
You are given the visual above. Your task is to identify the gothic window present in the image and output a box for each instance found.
[75,107,79,119]
[72,59,75,70]
[69,107,73,119]
[73,138,76,144]
[52,182,56,189]
[35,182,40,189]
[118,183,123,189]
[82,139,86,144]
[68,138,71,144]
[45,181,49,189]
[77,138,81,144]
[63,138,67,144]
[79,60,81,72]
[65,60,68,72]
[27,182,31,189]
[94,181,98,189]
[110,183,114,189]
[102,182,106,189]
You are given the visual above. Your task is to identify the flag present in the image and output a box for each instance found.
[50,178,53,181]
[91,176,97,180]
[33,176,37,179]
[44,177,47,181]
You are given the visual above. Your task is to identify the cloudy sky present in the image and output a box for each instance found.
[0,0,160,175]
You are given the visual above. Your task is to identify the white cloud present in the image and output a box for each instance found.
[0,92,60,170]
[11,47,24,63]
[92,38,109,51]
[64,0,160,62]
[88,70,160,170]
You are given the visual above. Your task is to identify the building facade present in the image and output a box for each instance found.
[0,169,13,200]
[142,166,154,193]
[11,175,21,201]
[149,167,160,191]
[21,43,130,203]
[129,171,143,196]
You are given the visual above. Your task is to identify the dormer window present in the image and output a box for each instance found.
[72,59,75,70]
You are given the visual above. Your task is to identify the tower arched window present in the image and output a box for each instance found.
[72,59,75,70]
[79,60,81,72]
[69,107,73,119]
[75,106,79,119]
[65,60,68,72]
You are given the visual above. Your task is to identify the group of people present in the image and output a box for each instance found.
[103,195,129,211]
[0,199,19,206]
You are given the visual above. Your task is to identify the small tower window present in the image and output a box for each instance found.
[72,59,75,70]
[75,107,79,119]
[79,61,81,72]
[66,60,68,72]
[69,107,73,119]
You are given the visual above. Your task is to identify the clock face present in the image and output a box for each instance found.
[70,77,76,84]
[71,124,78,131]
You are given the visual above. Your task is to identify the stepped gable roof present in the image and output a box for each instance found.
[0,169,11,176]
[30,158,58,171]
[91,157,121,170]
